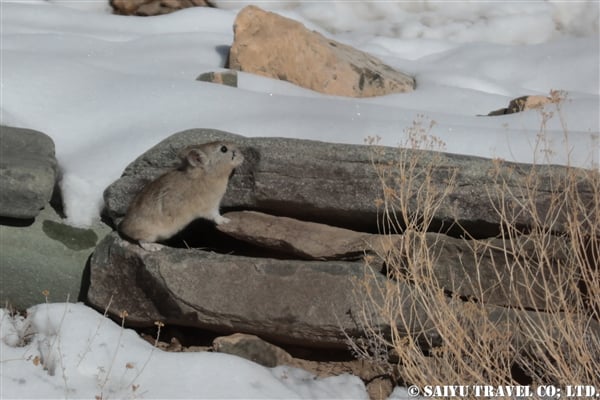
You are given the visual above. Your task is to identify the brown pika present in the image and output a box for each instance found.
[119,141,243,251]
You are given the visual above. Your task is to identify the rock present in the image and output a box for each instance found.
[103,128,595,237]
[169,329,390,393]
[87,231,594,352]
[103,129,386,231]
[228,6,415,98]
[393,232,574,311]
[88,231,466,348]
[0,126,58,219]
[0,206,112,310]
[366,377,394,400]
[196,71,238,88]
[212,332,393,398]
[213,333,293,368]
[110,0,212,16]
[217,211,574,310]
[87,232,394,348]
[487,95,554,116]
[216,211,376,260]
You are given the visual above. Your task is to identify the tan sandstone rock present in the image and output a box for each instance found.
[487,94,555,116]
[228,6,415,97]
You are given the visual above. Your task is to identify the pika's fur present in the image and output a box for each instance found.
[119,141,243,250]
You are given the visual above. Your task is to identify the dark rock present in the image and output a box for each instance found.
[0,126,58,219]
[486,95,554,116]
[196,71,238,87]
[110,0,212,16]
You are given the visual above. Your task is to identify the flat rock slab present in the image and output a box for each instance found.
[217,211,376,260]
[103,128,592,237]
[228,6,415,97]
[0,126,58,219]
[87,232,396,348]
[217,211,574,310]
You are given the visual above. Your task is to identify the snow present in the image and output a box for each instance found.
[1,1,598,398]
[0,303,367,399]
[2,1,599,226]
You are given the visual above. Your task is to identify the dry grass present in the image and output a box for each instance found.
[352,98,599,390]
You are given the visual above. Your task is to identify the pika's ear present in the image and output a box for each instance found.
[182,148,208,168]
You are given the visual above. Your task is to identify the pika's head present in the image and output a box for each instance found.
[179,141,244,176]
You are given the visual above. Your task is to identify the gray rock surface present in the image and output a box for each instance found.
[87,231,591,351]
[88,232,435,348]
[0,126,58,219]
[102,128,592,236]
[212,333,293,368]
[0,206,112,310]
[217,211,376,260]
[217,211,573,310]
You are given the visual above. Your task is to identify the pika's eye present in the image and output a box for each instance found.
[220,145,228,153]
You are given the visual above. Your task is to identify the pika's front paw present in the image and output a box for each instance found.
[139,241,165,252]
[214,215,231,225]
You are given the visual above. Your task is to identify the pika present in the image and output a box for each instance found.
[119,141,243,251]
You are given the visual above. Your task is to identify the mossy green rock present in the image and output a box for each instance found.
[42,220,98,251]
[0,207,111,310]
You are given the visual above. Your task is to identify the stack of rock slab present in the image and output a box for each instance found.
[95,128,597,350]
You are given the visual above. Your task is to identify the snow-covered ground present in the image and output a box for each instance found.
[1,1,598,398]
[0,303,369,399]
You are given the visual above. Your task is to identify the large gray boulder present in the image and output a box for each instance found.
[88,232,433,348]
[0,126,58,219]
[102,128,593,236]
